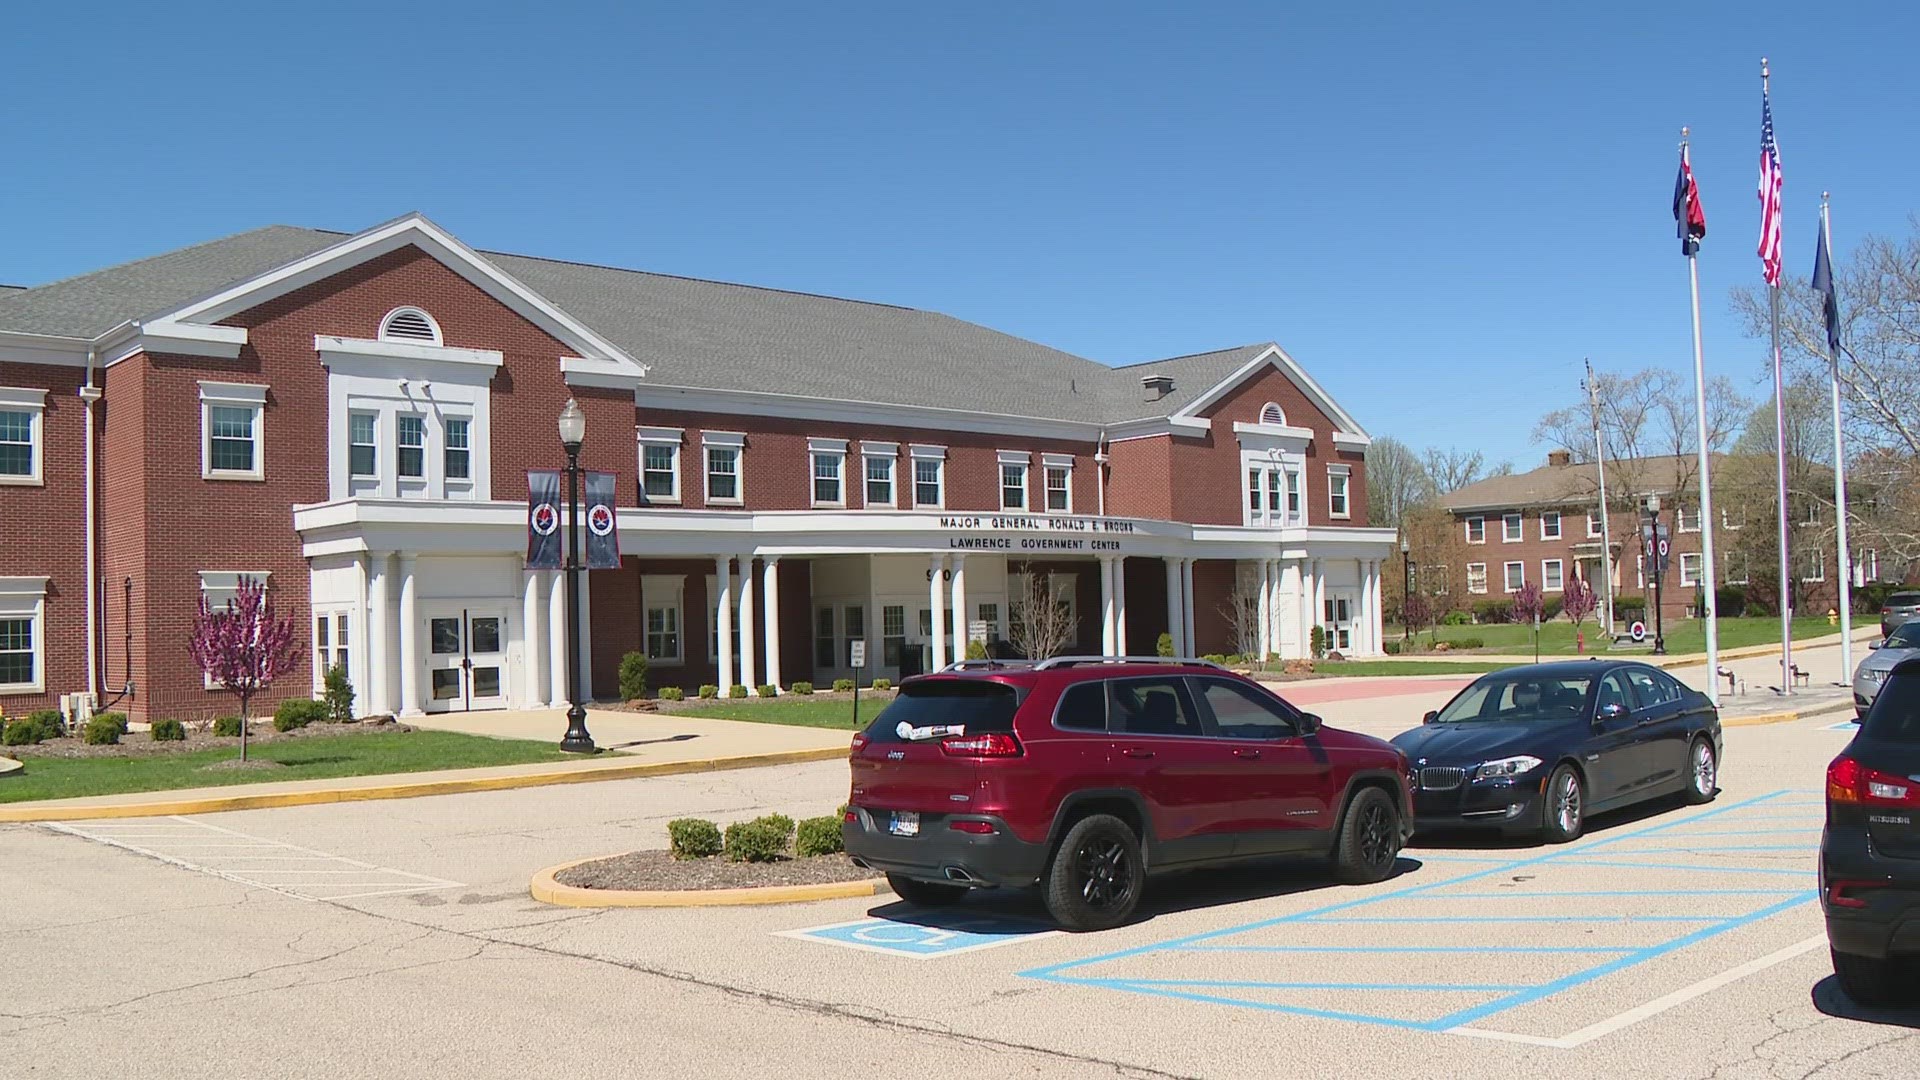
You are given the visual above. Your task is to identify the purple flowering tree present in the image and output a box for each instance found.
[1562,577,1598,653]
[188,576,300,761]
[1512,582,1546,662]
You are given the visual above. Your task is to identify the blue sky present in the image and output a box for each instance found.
[5,2,1915,469]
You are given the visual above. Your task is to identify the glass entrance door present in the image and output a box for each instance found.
[1324,593,1356,653]
[426,609,509,711]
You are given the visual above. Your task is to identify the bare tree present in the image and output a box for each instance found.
[1364,436,1435,530]
[1008,563,1075,660]
[1219,585,1263,661]
[1531,366,1748,505]
[1424,446,1488,494]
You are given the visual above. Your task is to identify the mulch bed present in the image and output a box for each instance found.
[556,848,881,891]
[4,718,414,760]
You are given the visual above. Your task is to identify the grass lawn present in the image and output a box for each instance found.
[0,730,575,804]
[1413,616,1839,656]
[674,696,877,731]
[1283,660,1520,677]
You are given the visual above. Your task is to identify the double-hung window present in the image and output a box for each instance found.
[443,418,471,481]
[638,428,682,504]
[1542,558,1565,591]
[809,437,847,507]
[1680,552,1703,587]
[1502,513,1523,542]
[1540,511,1562,540]
[998,451,1029,511]
[703,432,744,505]
[1327,465,1351,518]
[861,442,897,508]
[199,381,266,481]
[348,411,378,480]
[911,445,945,508]
[0,388,45,485]
[1466,563,1488,595]
[641,575,684,664]
[396,414,426,480]
[1504,561,1525,593]
[1466,516,1486,544]
[1587,509,1603,538]
[0,577,47,693]
[1042,454,1073,513]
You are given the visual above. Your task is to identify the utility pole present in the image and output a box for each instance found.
[1586,359,1616,638]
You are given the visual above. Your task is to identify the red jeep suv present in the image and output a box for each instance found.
[842,658,1413,931]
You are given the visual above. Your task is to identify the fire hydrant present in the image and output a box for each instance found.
[1828,607,1839,626]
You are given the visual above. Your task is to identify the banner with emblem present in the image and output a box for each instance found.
[584,471,620,570]
[526,470,562,570]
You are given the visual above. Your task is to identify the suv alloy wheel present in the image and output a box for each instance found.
[1043,814,1145,931]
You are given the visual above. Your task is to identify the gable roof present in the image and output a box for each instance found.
[1438,453,1757,513]
[0,218,1367,431]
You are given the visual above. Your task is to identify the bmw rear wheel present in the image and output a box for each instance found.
[1541,764,1584,843]
[1684,737,1718,805]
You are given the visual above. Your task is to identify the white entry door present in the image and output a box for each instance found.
[1324,592,1357,653]
[425,608,510,712]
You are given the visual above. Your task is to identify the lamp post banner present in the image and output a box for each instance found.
[584,470,621,569]
[526,470,562,570]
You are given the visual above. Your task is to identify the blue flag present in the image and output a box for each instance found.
[1812,212,1841,357]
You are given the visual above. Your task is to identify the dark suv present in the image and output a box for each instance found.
[1823,655,1920,1006]
[841,658,1413,931]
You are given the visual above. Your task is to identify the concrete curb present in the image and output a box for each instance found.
[1722,698,1855,727]
[0,745,850,823]
[529,853,892,908]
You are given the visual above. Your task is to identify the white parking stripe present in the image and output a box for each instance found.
[44,816,462,903]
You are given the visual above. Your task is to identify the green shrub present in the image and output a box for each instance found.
[1383,640,1403,655]
[871,678,891,691]
[1224,654,1245,666]
[323,662,356,721]
[2,722,38,746]
[1201,653,1228,665]
[698,684,719,700]
[659,686,685,702]
[723,819,788,863]
[94,712,130,736]
[273,699,327,731]
[1441,609,1473,626]
[150,718,187,742]
[1310,625,1327,659]
[795,815,843,858]
[756,813,795,838]
[667,817,723,860]
[212,715,244,738]
[28,709,64,740]
[832,678,855,692]
[790,681,814,695]
[1452,636,1485,650]
[728,684,748,699]
[1156,631,1175,657]
[83,715,122,745]
[1715,586,1747,618]
[756,684,776,698]
[965,640,988,660]
[1472,599,1514,624]
[618,651,649,702]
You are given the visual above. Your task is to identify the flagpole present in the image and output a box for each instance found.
[1764,57,1793,696]
[1825,192,1854,683]
[1586,359,1615,638]
[1682,129,1720,707]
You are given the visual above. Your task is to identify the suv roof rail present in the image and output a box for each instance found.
[936,659,1039,673]
[1030,655,1228,671]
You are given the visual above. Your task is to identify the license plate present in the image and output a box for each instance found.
[889,811,920,837]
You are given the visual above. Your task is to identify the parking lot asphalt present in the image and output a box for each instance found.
[5,641,1912,1079]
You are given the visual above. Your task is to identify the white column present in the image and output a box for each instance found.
[1164,558,1185,656]
[929,555,947,669]
[950,554,968,664]
[763,557,783,690]
[738,556,757,690]
[365,554,390,716]
[352,554,370,715]
[1181,558,1197,657]
[1313,559,1327,650]
[397,555,421,716]
[522,570,546,709]
[715,556,735,694]
[1256,559,1272,660]
[1115,556,1130,655]
[548,570,567,707]
[1297,558,1313,655]
[1099,556,1117,656]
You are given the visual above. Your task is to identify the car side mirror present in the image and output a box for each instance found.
[1297,712,1323,736]
[1869,639,1882,650]
[1422,710,1439,725]
[1597,702,1627,723]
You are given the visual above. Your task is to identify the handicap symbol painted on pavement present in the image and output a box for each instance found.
[776,915,1061,959]
[1822,719,1862,731]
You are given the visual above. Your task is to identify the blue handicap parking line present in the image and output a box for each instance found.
[1823,720,1861,731]
[778,914,1060,959]
[1021,790,1823,1032]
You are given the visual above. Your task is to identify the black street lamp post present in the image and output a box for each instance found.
[557,398,596,754]
[1401,537,1414,641]
[1646,494,1667,656]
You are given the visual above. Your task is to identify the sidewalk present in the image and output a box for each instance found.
[0,708,853,822]
[1362,625,1878,669]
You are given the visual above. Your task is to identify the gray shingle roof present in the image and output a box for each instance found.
[0,224,1285,425]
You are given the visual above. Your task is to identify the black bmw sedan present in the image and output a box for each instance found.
[1391,660,1722,842]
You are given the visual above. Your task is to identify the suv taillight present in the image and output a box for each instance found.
[1828,755,1919,806]
[940,732,1023,757]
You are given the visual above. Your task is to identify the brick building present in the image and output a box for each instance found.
[0,214,1394,722]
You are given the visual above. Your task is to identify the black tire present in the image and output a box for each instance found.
[1684,737,1718,805]
[1541,764,1584,843]
[1330,787,1402,885]
[1832,948,1914,1008]
[886,873,968,908]
[1042,814,1144,931]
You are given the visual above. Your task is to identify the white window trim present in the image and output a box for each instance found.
[910,444,946,510]
[1041,452,1074,514]
[1540,511,1562,541]
[702,431,746,506]
[1587,510,1603,539]
[394,411,428,487]
[1259,401,1286,426]
[1465,515,1486,545]
[199,381,267,481]
[0,576,49,694]
[997,450,1030,511]
[1724,552,1750,585]
[441,415,474,495]
[861,442,898,510]
[1679,552,1703,587]
[638,427,684,505]
[1722,508,1743,531]
[1466,563,1488,596]
[1677,507,1701,533]
[1502,512,1523,543]
[1327,463,1351,520]
[809,437,848,509]
[323,345,495,502]
[1503,561,1525,594]
[641,574,686,666]
[378,306,444,346]
[1541,558,1565,593]
[197,571,272,689]
[0,387,47,487]
[1801,554,1826,583]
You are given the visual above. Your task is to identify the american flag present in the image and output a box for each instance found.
[1758,91,1784,286]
